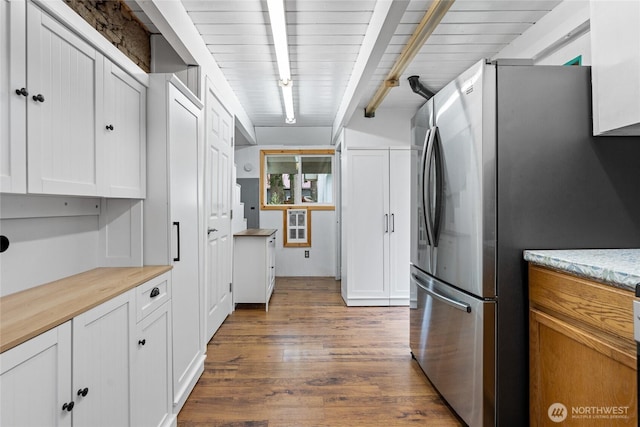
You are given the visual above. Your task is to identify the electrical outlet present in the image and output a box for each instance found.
[304,250,309,258]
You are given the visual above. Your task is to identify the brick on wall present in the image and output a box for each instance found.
[64,0,151,73]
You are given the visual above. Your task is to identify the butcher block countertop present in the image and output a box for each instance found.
[524,249,640,292]
[0,266,172,353]
[234,228,277,237]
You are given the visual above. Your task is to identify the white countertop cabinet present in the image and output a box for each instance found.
[0,322,72,427]
[132,273,173,427]
[0,270,174,427]
[233,229,277,311]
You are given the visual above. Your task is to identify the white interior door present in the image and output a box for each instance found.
[204,80,233,342]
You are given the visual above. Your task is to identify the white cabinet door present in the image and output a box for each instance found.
[0,0,26,193]
[72,290,134,427]
[146,76,205,412]
[167,83,203,409]
[132,301,172,427]
[591,0,640,136]
[26,2,103,196]
[388,150,411,304]
[0,322,72,427]
[346,149,390,302]
[103,60,146,198]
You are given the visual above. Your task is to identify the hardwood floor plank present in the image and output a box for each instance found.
[177,277,463,426]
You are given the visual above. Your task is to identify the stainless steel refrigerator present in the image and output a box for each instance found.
[409,59,640,426]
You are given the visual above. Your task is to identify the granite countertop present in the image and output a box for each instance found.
[524,249,640,292]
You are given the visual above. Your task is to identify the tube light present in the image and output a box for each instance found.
[280,80,296,124]
[267,0,295,123]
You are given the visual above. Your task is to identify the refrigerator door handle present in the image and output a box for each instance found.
[431,127,444,246]
[423,128,437,246]
[411,273,472,313]
[420,128,432,245]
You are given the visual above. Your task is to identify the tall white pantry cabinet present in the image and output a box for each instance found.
[341,147,411,306]
[144,74,205,413]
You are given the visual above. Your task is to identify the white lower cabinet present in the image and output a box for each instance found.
[72,290,135,427]
[0,272,173,427]
[233,230,277,311]
[0,322,72,427]
[132,274,173,427]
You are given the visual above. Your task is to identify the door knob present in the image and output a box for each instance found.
[207,228,218,235]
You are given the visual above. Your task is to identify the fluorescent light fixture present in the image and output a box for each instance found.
[267,0,295,123]
[280,80,296,124]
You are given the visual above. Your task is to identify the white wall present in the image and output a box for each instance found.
[0,216,99,296]
[255,126,332,146]
[260,209,336,277]
[343,106,414,148]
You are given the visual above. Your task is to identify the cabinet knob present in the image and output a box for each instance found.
[15,88,28,97]
[150,287,160,298]
[77,387,89,397]
[32,94,45,102]
[138,339,146,346]
[62,402,74,412]
[105,124,114,131]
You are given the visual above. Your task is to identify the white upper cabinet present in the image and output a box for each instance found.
[103,60,146,198]
[26,1,103,196]
[0,0,27,193]
[590,0,640,136]
[1,1,147,197]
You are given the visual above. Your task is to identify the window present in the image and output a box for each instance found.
[260,149,335,210]
[283,208,310,247]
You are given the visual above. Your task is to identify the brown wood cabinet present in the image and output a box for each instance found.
[529,265,637,426]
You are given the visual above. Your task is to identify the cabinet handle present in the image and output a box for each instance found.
[32,94,45,102]
[15,88,28,97]
[138,339,146,346]
[77,387,89,397]
[150,287,160,298]
[391,214,395,233]
[105,124,114,131]
[207,228,218,235]
[173,222,181,262]
[62,402,74,412]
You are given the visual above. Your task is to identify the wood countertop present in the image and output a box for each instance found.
[0,266,172,353]
[234,228,277,237]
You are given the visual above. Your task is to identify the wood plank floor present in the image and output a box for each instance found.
[178,277,464,427]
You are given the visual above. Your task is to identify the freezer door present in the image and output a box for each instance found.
[431,60,496,297]
[410,266,495,427]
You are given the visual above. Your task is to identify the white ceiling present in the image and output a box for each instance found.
[126,0,562,130]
